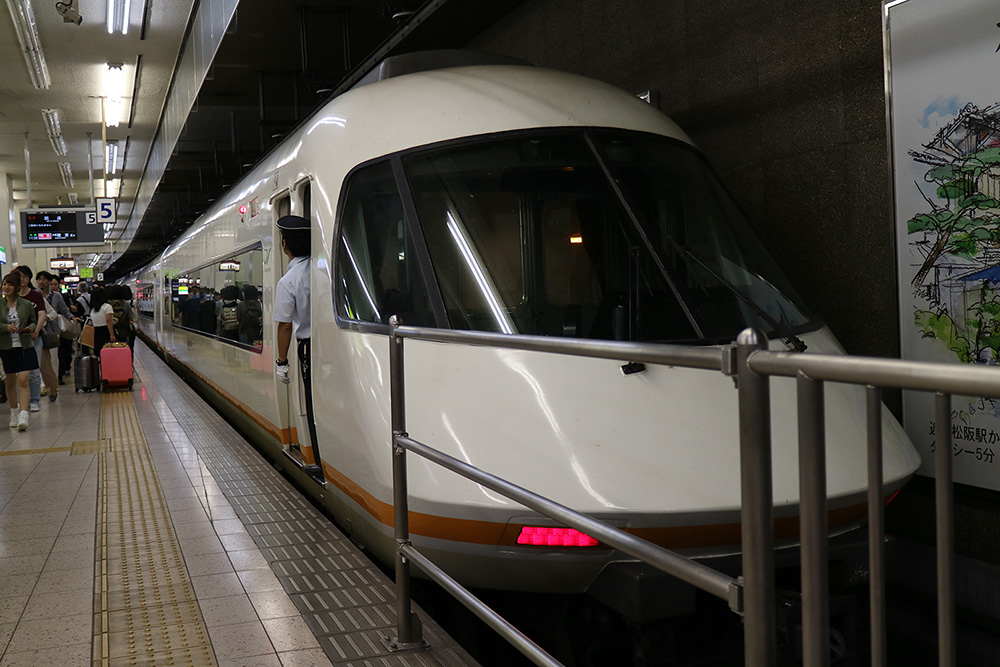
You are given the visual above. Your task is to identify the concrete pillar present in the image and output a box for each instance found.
[0,173,15,271]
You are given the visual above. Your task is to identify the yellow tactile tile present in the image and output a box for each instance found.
[93,390,218,666]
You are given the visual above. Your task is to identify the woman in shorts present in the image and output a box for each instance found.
[0,272,39,431]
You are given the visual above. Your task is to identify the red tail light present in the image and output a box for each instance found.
[517,526,600,547]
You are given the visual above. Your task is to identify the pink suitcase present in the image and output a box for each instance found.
[100,344,133,390]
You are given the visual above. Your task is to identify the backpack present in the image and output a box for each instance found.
[221,300,239,332]
[241,299,261,340]
[109,299,129,340]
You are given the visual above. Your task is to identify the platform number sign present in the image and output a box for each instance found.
[85,211,96,225]
[96,198,116,224]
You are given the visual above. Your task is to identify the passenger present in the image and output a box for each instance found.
[37,271,69,403]
[49,274,76,383]
[121,284,137,350]
[199,289,217,334]
[239,284,262,345]
[89,286,117,354]
[0,273,38,431]
[74,281,92,318]
[14,266,47,412]
[182,286,201,328]
[217,284,241,341]
[108,285,132,346]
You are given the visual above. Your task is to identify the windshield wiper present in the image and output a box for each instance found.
[676,247,807,352]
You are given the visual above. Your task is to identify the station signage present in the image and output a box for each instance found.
[20,209,104,247]
[50,257,75,270]
[219,261,240,271]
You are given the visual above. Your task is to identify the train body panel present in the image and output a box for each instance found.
[125,57,921,594]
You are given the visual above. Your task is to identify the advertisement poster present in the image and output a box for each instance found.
[886,0,1000,488]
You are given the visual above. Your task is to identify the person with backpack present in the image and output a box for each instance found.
[238,284,262,346]
[216,285,241,341]
[75,281,92,318]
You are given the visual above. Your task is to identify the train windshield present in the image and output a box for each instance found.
[400,130,816,343]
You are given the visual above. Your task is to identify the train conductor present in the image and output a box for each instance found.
[273,214,322,477]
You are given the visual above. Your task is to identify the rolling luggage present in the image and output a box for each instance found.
[74,355,100,393]
[100,344,133,390]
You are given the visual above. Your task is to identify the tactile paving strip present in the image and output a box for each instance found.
[93,390,218,666]
[133,343,478,666]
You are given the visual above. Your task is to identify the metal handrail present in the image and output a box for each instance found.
[396,434,740,603]
[385,321,981,666]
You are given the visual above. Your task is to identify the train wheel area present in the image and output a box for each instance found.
[0,340,476,666]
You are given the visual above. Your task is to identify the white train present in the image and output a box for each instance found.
[128,51,921,604]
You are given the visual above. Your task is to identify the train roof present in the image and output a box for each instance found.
[159,61,694,263]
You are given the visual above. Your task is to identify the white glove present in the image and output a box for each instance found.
[275,359,290,385]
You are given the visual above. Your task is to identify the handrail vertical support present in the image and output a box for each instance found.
[867,386,887,667]
[736,328,776,666]
[798,372,828,667]
[935,392,955,667]
[385,316,427,652]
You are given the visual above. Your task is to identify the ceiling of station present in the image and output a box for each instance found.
[0,0,523,280]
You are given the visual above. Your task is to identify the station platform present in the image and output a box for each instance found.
[0,341,479,667]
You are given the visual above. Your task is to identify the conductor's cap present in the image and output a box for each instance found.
[277,215,310,231]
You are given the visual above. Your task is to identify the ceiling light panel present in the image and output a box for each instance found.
[106,0,130,34]
[106,141,119,175]
[41,109,67,156]
[5,0,50,89]
[105,64,125,127]
[58,161,74,188]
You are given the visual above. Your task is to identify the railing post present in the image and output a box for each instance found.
[386,316,425,651]
[935,392,955,667]
[867,386,887,667]
[736,328,776,666]
[798,372,828,667]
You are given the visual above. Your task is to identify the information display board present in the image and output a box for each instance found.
[20,209,103,247]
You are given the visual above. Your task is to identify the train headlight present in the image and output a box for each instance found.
[517,526,600,547]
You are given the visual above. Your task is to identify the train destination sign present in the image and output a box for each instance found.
[20,209,104,247]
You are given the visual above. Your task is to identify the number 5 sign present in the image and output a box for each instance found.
[96,198,116,224]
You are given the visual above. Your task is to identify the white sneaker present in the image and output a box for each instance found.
[9,409,17,428]
[28,403,39,413]
[17,410,28,431]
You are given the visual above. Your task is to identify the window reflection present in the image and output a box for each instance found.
[169,244,264,351]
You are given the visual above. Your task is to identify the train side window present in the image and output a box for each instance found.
[336,162,432,327]
[166,245,263,351]
[217,247,264,348]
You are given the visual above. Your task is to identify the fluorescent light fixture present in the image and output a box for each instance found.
[41,109,67,156]
[68,192,79,205]
[106,141,119,175]
[5,0,50,89]
[104,64,125,127]
[58,161,74,188]
[106,0,130,34]
[105,177,120,198]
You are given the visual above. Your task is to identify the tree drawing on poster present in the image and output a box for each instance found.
[907,101,1000,368]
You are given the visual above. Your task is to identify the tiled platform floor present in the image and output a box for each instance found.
[0,343,478,667]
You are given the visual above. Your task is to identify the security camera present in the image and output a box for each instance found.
[55,1,82,25]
